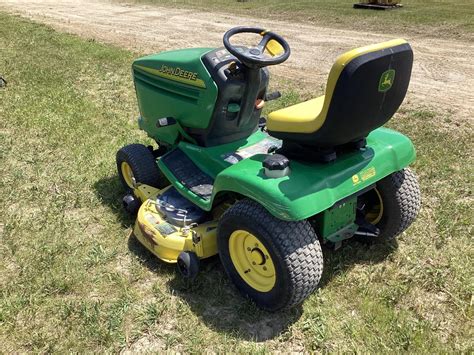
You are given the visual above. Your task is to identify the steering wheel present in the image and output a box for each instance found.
[223,26,291,68]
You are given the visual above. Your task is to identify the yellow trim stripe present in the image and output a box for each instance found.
[267,39,408,133]
[135,65,206,89]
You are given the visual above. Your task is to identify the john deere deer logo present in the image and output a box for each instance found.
[378,69,395,93]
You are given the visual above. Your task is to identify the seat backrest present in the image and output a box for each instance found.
[318,39,413,146]
[281,39,413,148]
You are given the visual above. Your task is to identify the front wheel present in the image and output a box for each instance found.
[116,144,167,190]
[218,199,323,311]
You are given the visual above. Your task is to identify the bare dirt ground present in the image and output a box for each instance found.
[1,0,473,119]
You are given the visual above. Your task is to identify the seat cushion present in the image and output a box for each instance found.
[267,95,325,133]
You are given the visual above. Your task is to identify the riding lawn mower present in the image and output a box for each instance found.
[116,26,421,311]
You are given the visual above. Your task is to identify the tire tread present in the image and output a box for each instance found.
[116,144,166,189]
[378,167,421,239]
[219,199,323,310]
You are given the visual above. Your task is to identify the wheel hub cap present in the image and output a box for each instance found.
[250,248,265,265]
[229,230,276,292]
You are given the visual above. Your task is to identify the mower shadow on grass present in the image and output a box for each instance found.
[93,175,135,227]
[162,239,397,342]
[318,238,399,289]
[165,258,305,342]
[93,175,398,341]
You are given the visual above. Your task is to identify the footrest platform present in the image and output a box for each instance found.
[160,149,214,201]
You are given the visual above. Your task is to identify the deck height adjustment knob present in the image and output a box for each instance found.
[263,154,291,178]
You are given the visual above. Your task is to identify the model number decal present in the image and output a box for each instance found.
[352,166,376,185]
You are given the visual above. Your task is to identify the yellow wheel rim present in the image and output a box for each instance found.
[366,188,384,225]
[229,230,276,292]
[121,162,135,188]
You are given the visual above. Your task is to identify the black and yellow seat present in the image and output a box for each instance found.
[267,39,413,156]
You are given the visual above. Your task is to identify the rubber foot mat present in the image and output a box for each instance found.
[161,149,214,200]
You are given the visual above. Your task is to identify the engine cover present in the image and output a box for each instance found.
[132,46,269,147]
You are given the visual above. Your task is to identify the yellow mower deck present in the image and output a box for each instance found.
[132,184,221,263]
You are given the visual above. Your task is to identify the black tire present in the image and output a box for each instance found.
[122,194,141,215]
[362,168,421,241]
[116,144,167,189]
[218,199,323,311]
[177,251,200,279]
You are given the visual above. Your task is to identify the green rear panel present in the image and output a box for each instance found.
[316,198,356,237]
[314,197,359,242]
[133,48,218,145]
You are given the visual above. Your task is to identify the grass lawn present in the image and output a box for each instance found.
[0,12,473,352]
[119,0,474,40]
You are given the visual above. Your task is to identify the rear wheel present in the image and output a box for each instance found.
[116,144,167,189]
[359,168,421,241]
[218,199,323,311]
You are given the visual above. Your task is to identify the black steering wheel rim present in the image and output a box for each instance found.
[223,26,291,68]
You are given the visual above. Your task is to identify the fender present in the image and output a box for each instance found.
[212,127,416,221]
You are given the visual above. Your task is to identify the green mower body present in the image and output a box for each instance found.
[158,128,415,222]
[131,45,415,223]
[117,27,421,310]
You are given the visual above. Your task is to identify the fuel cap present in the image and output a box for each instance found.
[263,154,290,178]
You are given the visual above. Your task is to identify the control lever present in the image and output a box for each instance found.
[265,91,281,101]
[224,61,243,79]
